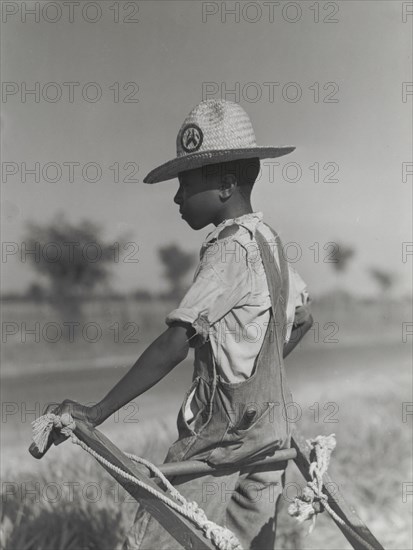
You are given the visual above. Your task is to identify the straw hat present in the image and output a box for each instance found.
[143,99,295,184]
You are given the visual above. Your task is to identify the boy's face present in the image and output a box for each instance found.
[174,166,222,230]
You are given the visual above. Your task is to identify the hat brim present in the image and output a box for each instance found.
[143,146,296,184]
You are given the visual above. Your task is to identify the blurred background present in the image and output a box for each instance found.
[1,1,412,549]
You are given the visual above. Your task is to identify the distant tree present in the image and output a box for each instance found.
[134,289,153,302]
[26,282,46,302]
[328,242,356,273]
[24,215,116,317]
[158,244,196,300]
[369,268,396,294]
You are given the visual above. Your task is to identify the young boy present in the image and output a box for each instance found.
[53,100,313,549]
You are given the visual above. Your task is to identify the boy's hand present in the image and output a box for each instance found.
[44,399,96,446]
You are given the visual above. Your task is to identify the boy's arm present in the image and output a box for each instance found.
[90,322,192,425]
[283,305,313,359]
[52,323,193,430]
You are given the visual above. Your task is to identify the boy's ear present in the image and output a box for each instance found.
[219,173,237,199]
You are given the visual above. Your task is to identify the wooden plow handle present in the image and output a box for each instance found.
[291,434,385,550]
[28,419,293,550]
[29,438,54,459]
[28,421,384,550]
[30,420,218,549]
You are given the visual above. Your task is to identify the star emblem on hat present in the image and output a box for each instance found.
[180,124,203,153]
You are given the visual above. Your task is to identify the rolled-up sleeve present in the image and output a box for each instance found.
[166,241,251,347]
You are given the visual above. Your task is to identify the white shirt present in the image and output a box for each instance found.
[166,212,310,384]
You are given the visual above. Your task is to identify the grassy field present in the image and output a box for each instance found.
[1,298,412,549]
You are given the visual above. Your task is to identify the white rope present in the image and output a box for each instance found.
[287,434,377,550]
[288,434,336,532]
[31,413,243,550]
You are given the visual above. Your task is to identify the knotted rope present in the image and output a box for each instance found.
[288,434,336,531]
[31,413,243,550]
[288,434,377,550]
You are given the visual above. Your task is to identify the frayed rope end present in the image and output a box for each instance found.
[31,413,76,452]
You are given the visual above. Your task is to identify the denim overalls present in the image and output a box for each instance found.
[123,225,293,550]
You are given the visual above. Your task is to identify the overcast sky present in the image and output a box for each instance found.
[1,1,412,297]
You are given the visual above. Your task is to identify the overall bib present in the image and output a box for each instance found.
[123,225,294,550]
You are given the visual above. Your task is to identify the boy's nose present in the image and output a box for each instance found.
[174,189,182,206]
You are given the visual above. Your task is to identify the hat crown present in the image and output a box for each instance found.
[176,100,257,158]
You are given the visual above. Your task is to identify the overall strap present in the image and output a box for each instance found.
[255,225,290,342]
[264,224,290,310]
